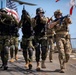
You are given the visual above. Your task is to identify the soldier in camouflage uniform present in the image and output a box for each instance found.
[49,9,72,73]
[0,13,1,56]
[9,15,19,62]
[33,7,48,70]
[0,9,14,70]
[19,7,34,70]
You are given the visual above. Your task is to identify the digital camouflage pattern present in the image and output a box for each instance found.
[54,13,72,72]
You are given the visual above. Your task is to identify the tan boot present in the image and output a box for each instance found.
[15,55,18,61]
[50,60,53,63]
[49,52,53,62]
[25,62,29,68]
[36,62,40,71]
[41,60,46,68]
[25,64,29,68]
[60,63,65,73]
[10,58,15,62]
[29,62,32,70]
[60,68,65,73]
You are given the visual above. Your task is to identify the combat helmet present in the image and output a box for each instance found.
[36,7,44,14]
[54,9,62,18]
[0,9,7,13]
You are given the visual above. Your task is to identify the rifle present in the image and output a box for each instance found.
[54,14,70,25]
[21,6,30,24]
[21,7,34,38]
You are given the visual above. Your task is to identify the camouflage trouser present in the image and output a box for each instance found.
[10,37,19,59]
[34,37,48,62]
[0,44,2,56]
[48,37,54,61]
[0,36,3,57]
[56,34,72,69]
[1,36,10,67]
[21,37,34,63]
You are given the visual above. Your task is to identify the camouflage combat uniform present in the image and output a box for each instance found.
[9,16,19,62]
[10,34,19,62]
[19,8,34,69]
[0,35,2,57]
[0,9,13,70]
[50,10,72,73]
[33,7,48,70]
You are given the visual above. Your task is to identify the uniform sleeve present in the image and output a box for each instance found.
[40,17,48,24]
[31,18,36,28]
[64,17,72,25]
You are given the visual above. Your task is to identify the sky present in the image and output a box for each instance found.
[16,0,76,39]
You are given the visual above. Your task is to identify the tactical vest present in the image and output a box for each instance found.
[54,20,69,33]
[47,28,55,38]
[34,16,47,37]
[0,13,18,36]
[22,19,33,38]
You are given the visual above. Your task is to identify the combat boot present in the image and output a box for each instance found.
[49,51,53,62]
[50,60,53,62]
[41,60,46,68]
[9,58,15,62]
[25,61,29,68]
[28,62,32,70]
[36,62,40,71]
[60,63,66,73]
[4,66,8,70]
[60,68,65,73]
[0,64,4,68]
[15,55,18,61]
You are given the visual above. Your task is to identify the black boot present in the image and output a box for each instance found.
[4,66,8,70]
[0,64,4,68]
[29,64,32,70]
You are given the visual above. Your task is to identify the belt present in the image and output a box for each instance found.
[56,31,69,35]
[40,36,47,40]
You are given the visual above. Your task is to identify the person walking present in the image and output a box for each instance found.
[48,9,72,73]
